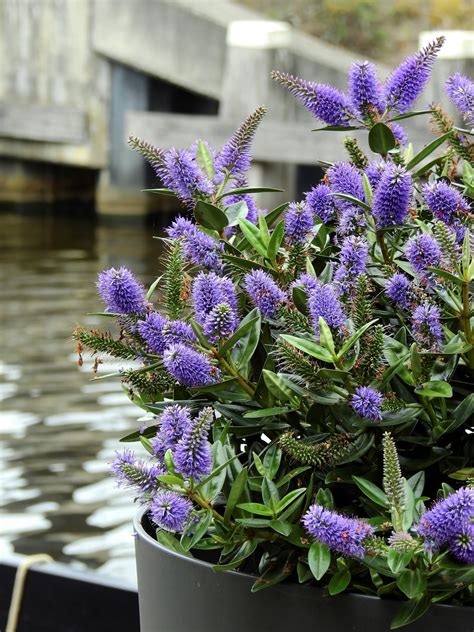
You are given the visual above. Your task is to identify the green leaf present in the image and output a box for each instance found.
[253,453,267,477]
[258,210,270,247]
[390,594,431,629]
[220,312,259,354]
[181,510,213,551]
[402,477,415,531]
[276,488,306,514]
[196,139,214,180]
[267,221,284,261]
[262,476,279,513]
[308,541,331,581]
[328,568,351,595]
[407,471,425,498]
[405,131,452,170]
[194,200,228,231]
[155,529,193,557]
[318,317,336,356]
[269,519,292,536]
[368,122,396,155]
[237,502,274,516]
[146,275,163,300]
[449,467,474,481]
[225,200,249,227]
[223,468,248,524]
[415,380,453,399]
[352,476,388,508]
[262,369,295,402]
[265,202,288,227]
[280,335,334,363]
[231,308,261,369]
[213,540,257,572]
[219,187,284,199]
[396,569,427,599]
[312,125,361,131]
[387,110,433,122]
[243,406,294,419]
[363,173,373,206]
[427,267,463,286]
[329,192,370,212]
[238,218,268,257]
[337,319,378,358]
[141,188,176,196]
[292,286,309,316]
[197,441,229,501]
[263,443,282,479]
[387,549,413,574]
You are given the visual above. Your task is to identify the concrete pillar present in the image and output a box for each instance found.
[419,31,474,123]
[221,20,296,210]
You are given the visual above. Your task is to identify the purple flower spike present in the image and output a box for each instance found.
[348,61,385,117]
[446,73,474,127]
[165,216,196,240]
[327,162,366,234]
[284,201,315,244]
[423,181,470,241]
[417,486,474,552]
[449,523,474,565]
[334,236,369,293]
[385,273,412,310]
[411,303,443,350]
[138,314,196,355]
[97,267,147,315]
[291,273,320,295]
[365,162,384,192]
[372,164,412,228]
[308,284,347,336]
[383,37,445,113]
[110,450,161,493]
[244,270,286,319]
[303,504,374,558]
[272,71,355,126]
[159,148,213,204]
[151,404,192,458]
[305,184,336,224]
[351,386,383,421]
[165,218,223,272]
[203,302,238,342]
[406,233,442,276]
[192,272,238,325]
[215,106,266,177]
[174,407,214,481]
[390,123,408,146]
[150,491,193,533]
[163,344,219,387]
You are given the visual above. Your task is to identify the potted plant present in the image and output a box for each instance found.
[75,37,473,631]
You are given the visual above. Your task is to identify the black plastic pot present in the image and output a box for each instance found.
[134,507,472,632]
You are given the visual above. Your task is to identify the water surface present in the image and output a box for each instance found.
[0,211,170,582]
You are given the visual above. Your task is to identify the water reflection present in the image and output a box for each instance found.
[0,211,170,581]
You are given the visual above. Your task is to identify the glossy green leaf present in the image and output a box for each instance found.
[262,476,279,513]
[318,317,336,356]
[267,221,284,261]
[219,187,284,199]
[390,594,431,629]
[330,192,370,212]
[262,370,295,402]
[368,122,396,154]
[181,510,213,551]
[308,541,331,580]
[328,568,351,595]
[237,502,274,516]
[225,200,249,227]
[276,488,306,514]
[238,218,268,257]
[141,188,176,196]
[196,139,214,180]
[337,319,378,358]
[269,519,292,536]
[280,335,334,363]
[213,540,257,571]
[415,380,453,399]
[223,468,248,524]
[352,476,388,508]
[243,406,293,419]
[155,529,193,557]
[194,200,228,231]
[405,131,452,170]
[263,443,282,479]
[265,202,288,228]
[396,569,427,599]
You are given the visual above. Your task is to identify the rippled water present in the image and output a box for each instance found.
[0,211,171,582]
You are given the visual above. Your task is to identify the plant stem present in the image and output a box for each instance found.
[216,354,256,398]
[376,230,391,265]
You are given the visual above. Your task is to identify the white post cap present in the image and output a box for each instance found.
[227,20,291,49]
[419,31,474,59]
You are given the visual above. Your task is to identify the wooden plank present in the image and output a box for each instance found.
[0,104,87,144]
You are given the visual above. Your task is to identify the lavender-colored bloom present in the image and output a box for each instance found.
[417,486,474,552]
[303,504,374,558]
[165,216,196,240]
[351,386,383,421]
[110,450,161,493]
[151,405,192,458]
[383,37,445,113]
[334,236,369,291]
[305,184,336,224]
[291,273,320,295]
[390,123,408,146]
[308,284,347,336]
[192,272,238,325]
[214,107,266,176]
[365,162,384,192]
[203,302,238,342]
[411,303,443,350]
[446,73,474,127]
[182,230,224,273]
[448,523,474,564]
[138,314,196,355]
[327,162,366,234]
[423,181,470,238]
[348,61,385,116]
[243,270,286,319]
[284,201,315,244]
[385,273,412,309]
[272,71,355,126]
[97,267,147,314]
[372,164,412,228]
[150,491,193,533]
[159,148,213,204]
[163,343,219,387]
[406,233,442,276]
[174,407,213,480]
